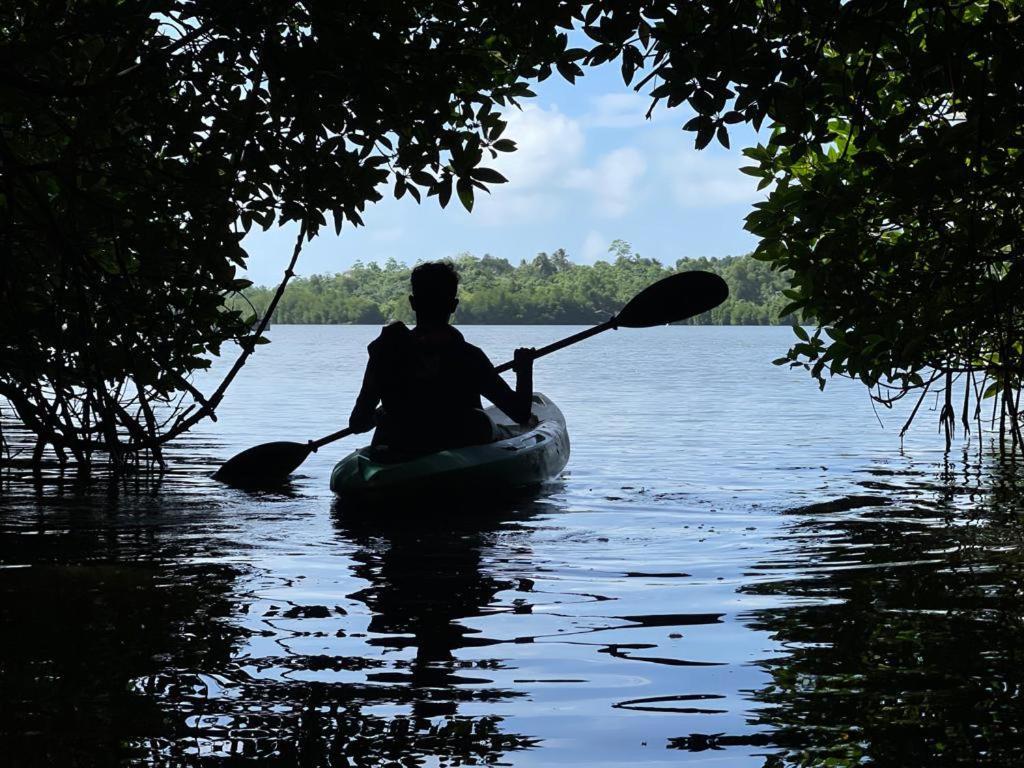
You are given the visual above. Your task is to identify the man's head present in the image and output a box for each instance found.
[409,261,459,325]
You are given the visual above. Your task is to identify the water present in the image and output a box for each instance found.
[3,326,1024,766]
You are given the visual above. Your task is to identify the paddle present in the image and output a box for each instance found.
[213,270,728,485]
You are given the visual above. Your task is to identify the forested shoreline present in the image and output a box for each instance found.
[241,242,797,326]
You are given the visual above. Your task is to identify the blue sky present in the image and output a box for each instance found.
[241,64,765,286]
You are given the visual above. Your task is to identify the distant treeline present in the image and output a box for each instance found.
[240,241,798,326]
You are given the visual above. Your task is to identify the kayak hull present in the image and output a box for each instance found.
[330,393,569,500]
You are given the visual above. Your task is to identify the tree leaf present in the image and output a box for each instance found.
[456,177,474,212]
[716,125,730,149]
[470,167,508,184]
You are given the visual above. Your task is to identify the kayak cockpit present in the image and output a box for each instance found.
[330,393,569,500]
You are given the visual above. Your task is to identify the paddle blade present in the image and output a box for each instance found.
[213,441,312,485]
[616,271,729,328]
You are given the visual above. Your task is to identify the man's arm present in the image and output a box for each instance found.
[349,356,381,433]
[479,347,534,425]
[350,322,409,433]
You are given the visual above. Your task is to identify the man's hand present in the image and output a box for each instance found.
[513,347,535,375]
[348,405,381,434]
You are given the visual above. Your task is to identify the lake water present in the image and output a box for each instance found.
[4,326,1024,766]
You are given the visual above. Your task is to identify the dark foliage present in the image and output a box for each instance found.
[5,0,1022,469]
[730,2,1024,449]
[0,0,583,470]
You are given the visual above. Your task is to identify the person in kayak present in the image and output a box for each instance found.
[348,261,535,453]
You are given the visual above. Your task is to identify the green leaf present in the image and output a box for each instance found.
[438,176,453,208]
[695,123,715,150]
[716,125,730,149]
[470,167,508,184]
[556,59,583,83]
[240,334,271,348]
[456,177,474,212]
[411,170,435,187]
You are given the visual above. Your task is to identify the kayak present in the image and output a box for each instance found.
[330,393,570,500]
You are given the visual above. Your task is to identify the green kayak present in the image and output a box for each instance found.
[330,393,569,500]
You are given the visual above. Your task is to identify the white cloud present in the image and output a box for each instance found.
[568,146,647,217]
[476,102,757,233]
[493,104,585,188]
[478,104,648,223]
[475,104,585,224]
[666,150,764,208]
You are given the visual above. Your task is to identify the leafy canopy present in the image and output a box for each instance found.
[733,1,1024,446]
[1,0,582,468]
[5,0,1023,468]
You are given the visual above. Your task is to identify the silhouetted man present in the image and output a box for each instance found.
[349,261,535,453]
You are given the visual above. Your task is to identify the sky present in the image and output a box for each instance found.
[241,63,766,286]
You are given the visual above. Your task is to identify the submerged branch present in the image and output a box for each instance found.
[157,222,309,446]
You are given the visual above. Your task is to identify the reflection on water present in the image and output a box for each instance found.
[4,327,1024,766]
[0,481,544,766]
[738,459,1024,767]
[0,482,244,766]
[337,502,525,713]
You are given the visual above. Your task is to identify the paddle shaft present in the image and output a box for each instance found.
[493,318,614,375]
[310,425,353,450]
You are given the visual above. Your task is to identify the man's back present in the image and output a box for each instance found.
[366,322,489,419]
[349,322,530,452]
[347,260,533,453]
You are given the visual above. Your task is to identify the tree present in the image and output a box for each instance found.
[240,249,793,326]
[1,0,582,471]
[729,2,1024,449]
